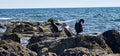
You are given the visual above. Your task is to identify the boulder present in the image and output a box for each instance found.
[28,35,44,45]
[2,21,120,55]
[12,23,34,33]
[61,47,90,56]
[38,48,57,56]
[62,47,111,56]
[12,24,24,33]
[28,32,67,45]
[0,40,37,56]
[108,54,120,56]
[2,33,21,43]
[27,37,76,55]
[102,30,120,53]
[76,34,112,52]
[75,34,113,55]
[27,34,113,55]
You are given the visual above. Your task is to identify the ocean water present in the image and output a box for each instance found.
[0,7,120,34]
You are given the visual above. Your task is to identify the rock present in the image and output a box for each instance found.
[107,54,120,56]
[75,34,113,56]
[23,22,35,26]
[2,33,21,43]
[38,47,57,56]
[12,24,24,33]
[4,23,14,33]
[2,21,120,55]
[102,30,120,53]
[27,37,76,55]
[12,23,34,33]
[40,25,51,32]
[49,37,76,55]
[76,34,113,53]
[0,40,37,56]
[24,27,34,32]
[61,47,90,56]
[28,35,44,45]
[27,34,113,55]
[62,47,110,56]
[28,32,67,45]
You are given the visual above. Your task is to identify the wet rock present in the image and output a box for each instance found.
[2,21,120,55]
[23,22,35,26]
[102,30,120,53]
[0,40,37,56]
[38,48,57,56]
[49,38,76,55]
[4,23,15,33]
[12,23,34,33]
[61,47,90,56]
[27,34,113,55]
[27,37,76,55]
[24,27,34,32]
[76,34,112,53]
[28,32,67,45]
[75,34,113,56]
[62,47,110,56]
[108,54,120,56]
[2,33,21,43]
[40,25,51,32]
[12,24,24,33]
[28,35,44,45]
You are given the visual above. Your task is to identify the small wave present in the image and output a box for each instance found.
[60,19,76,23]
[0,28,7,34]
[0,18,11,20]
[111,19,120,22]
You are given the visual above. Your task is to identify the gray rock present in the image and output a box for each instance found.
[2,33,21,43]
[102,30,120,53]
[0,40,37,56]
[27,34,113,56]
[62,47,90,56]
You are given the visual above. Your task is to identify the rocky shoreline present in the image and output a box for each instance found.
[0,19,120,56]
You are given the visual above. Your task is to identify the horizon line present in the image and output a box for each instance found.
[0,6,120,9]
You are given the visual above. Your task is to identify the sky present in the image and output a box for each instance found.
[0,0,120,9]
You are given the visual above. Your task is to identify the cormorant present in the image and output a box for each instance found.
[50,20,59,33]
[75,19,84,35]
[62,23,73,37]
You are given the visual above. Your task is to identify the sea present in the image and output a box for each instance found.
[0,7,120,34]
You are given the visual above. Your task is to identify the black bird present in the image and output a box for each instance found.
[62,23,73,37]
[75,19,84,35]
[50,20,59,33]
